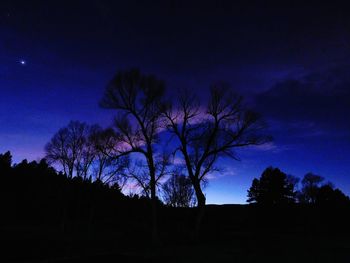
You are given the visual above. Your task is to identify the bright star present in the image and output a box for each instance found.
[20,60,26,65]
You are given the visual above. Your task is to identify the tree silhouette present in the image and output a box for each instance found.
[74,125,97,180]
[299,173,324,204]
[297,173,350,205]
[164,84,269,233]
[0,151,12,172]
[45,122,128,186]
[45,121,90,178]
[247,167,298,205]
[88,126,129,186]
[162,173,196,207]
[100,68,168,243]
[316,184,350,205]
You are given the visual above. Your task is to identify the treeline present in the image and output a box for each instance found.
[247,167,350,206]
[0,151,159,237]
[43,120,197,208]
[1,151,350,261]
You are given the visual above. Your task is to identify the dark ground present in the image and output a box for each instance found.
[1,204,350,263]
[1,162,349,262]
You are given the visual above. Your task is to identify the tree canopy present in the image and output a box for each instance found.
[247,167,298,205]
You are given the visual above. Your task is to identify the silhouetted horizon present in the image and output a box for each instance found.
[1,151,350,262]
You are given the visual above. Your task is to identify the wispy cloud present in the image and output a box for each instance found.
[206,165,237,181]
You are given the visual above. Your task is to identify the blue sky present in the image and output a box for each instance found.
[1,1,350,203]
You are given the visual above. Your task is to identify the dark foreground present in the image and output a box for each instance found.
[1,204,350,263]
[1,161,349,262]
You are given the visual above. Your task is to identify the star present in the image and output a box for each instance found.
[19,60,26,65]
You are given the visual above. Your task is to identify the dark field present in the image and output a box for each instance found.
[1,203,350,262]
[1,158,349,262]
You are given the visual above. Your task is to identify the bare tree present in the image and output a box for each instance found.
[162,173,196,207]
[45,121,89,178]
[89,126,129,186]
[45,121,91,233]
[299,173,325,204]
[125,152,170,198]
[75,125,97,180]
[100,69,168,243]
[163,84,270,234]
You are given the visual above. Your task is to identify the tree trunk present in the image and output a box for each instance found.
[68,166,73,179]
[150,172,158,245]
[192,179,206,239]
[147,150,158,245]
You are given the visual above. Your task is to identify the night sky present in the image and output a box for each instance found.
[1,1,350,204]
